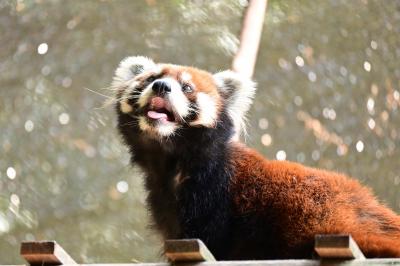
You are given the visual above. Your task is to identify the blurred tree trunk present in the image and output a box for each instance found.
[232,0,268,78]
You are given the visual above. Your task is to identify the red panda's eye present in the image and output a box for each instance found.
[182,84,193,93]
[147,76,156,82]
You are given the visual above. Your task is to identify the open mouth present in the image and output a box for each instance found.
[146,97,176,123]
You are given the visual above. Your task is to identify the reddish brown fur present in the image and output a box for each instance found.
[160,64,222,108]
[229,143,400,258]
[115,58,400,259]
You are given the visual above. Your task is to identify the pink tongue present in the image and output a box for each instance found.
[147,110,168,121]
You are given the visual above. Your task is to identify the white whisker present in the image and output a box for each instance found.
[84,87,113,99]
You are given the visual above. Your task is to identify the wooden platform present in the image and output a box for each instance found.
[3,235,399,266]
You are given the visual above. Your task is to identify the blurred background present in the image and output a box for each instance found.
[1,0,400,263]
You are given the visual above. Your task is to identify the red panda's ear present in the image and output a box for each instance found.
[113,56,156,86]
[213,70,256,138]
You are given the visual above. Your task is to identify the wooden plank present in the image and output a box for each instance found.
[314,234,365,260]
[5,259,400,266]
[3,259,400,266]
[164,239,216,262]
[63,262,318,266]
[20,241,77,265]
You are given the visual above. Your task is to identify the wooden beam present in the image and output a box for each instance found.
[5,259,400,266]
[20,241,77,265]
[314,234,366,260]
[164,239,216,262]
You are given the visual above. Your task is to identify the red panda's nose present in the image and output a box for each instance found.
[152,80,171,95]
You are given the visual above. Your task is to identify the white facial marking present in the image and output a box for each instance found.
[181,72,192,83]
[120,99,133,113]
[137,78,190,121]
[138,85,153,108]
[190,92,217,127]
[153,65,162,75]
[135,77,186,138]
[160,78,190,119]
[157,122,178,137]
[139,111,179,138]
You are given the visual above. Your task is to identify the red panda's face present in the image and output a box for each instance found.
[113,56,255,140]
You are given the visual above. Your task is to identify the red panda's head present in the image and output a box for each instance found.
[113,56,256,141]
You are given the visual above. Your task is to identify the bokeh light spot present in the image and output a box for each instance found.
[58,113,70,125]
[356,140,365,152]
[363,61,371,72]
[295,56,304,67]
[37,43,48,55]
[6,167,16,180]
[308,71,317,82]
[24,120,34,132]
[370,40,378,50]
[261,134,272,146]
[368,118,376,130]
[116,181,129,193]
[258,118,269,129]
[10,194,20,207]
[276,150,286,161]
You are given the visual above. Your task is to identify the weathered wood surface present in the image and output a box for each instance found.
[165,239,216,262]
[13,236,400,266]
[4,260,400,266]
[20,241,77,265]
[315,235,365,260]
[5,259,400,266]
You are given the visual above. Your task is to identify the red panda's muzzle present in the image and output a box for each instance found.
[147,96,176,123]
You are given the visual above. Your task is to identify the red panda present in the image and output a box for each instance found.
[113,56,400,260]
